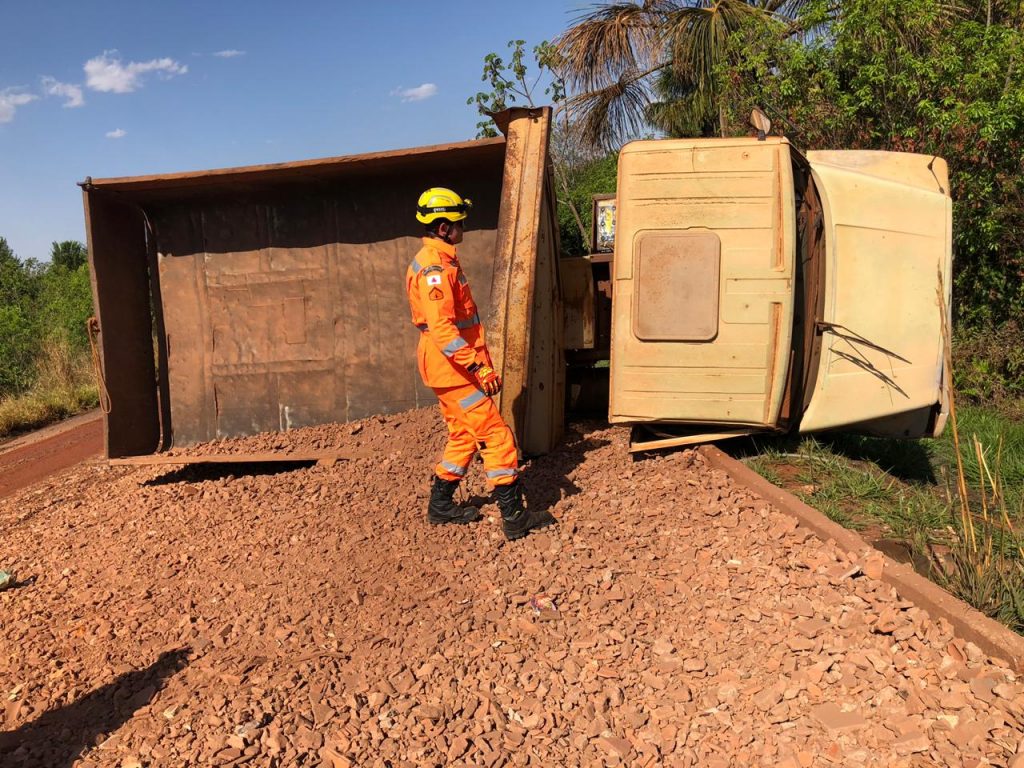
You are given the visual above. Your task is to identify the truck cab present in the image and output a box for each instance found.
[567,137,952,449]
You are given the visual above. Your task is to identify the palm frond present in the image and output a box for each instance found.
[554,2,672,92]
[662,1,763,91]
[647,95,717,137]
[647,68,717,136]
[758,0,815,16]
[555,0,815,149]
[565,67,664,149]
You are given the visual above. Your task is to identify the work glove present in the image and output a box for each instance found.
[468,362,502,396]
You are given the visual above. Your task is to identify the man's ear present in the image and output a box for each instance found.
[437,221,450,239]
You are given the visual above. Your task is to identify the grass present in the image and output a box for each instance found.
[934,406,1024,498]
[745,436,942,535]
[0,339,99,440]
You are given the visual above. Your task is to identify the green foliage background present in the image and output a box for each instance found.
[557,154,618,257]
[0,238,94,398]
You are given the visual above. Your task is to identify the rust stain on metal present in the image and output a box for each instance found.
[83,190,160,458]
[763,302,783,425]
[558,258,595,349]
[88,137,507,194]
[485,106,563,456]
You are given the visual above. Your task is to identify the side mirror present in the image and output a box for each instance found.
[750,107,772,141]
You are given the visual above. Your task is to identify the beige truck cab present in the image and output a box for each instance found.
[603,136,952,449]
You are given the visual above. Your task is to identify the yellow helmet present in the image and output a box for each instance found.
[416,187,473,225]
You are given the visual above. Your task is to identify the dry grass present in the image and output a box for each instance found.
[0,337,98,439]
[932,272,1024,632]
[935,429,1024,633]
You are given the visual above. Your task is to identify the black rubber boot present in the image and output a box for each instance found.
[495,479,554,541]
[427,476,481,525]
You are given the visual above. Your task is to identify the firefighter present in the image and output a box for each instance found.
[407,187,552,540]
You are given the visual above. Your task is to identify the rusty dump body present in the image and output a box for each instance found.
[84,108,563,460]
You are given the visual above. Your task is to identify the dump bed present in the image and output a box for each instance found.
[84,108,563,460]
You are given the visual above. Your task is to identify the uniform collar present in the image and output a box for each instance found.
[422,236,458,264]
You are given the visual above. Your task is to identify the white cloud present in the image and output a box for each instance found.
[0,88,38,123]
[106,128,126,139]
[212,49,245,58]
[393,83,438,102]
[41,76,84,108]
[84,51,187,93]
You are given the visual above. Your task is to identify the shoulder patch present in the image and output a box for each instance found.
[421,264,443,275]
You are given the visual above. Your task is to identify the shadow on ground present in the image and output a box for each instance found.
[524,421,612,514]
[143,461,317,487]
[0,648,190,767]
[724,430,937,485]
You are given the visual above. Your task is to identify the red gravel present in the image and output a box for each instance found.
[1,408,1022,767]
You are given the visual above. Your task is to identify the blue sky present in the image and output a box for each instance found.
[0,0,583,262]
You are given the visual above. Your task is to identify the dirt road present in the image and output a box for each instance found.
[0,410,103,499]
[1,408,1021,767]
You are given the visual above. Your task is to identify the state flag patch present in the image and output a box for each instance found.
[426,274,442,286]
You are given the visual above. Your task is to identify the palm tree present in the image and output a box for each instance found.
[555,0,816,148]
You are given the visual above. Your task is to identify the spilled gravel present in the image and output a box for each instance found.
[1,408,1022,767]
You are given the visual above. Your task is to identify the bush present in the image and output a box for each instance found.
[556,153,618,257]
[953,321,1024,415]
[37,264,94,354]
[0,304,38,395]
[717,0,1024,327]
[0,237,95,402]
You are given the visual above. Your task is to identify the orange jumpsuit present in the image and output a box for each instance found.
[406,237,519,486]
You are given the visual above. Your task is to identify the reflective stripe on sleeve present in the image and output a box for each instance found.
[410,256,423,274]
[486,468,518,479]
[441,461,468,477]
[455,313,480,329]
[458,389,487,410]
[442,337,469,358]
[458,272,469,286]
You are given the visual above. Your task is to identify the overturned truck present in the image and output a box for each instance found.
[572,134,953,450]
[83,107,952,461]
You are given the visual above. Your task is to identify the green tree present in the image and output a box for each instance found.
[37,263,94,352]
[0,237,32,307]
[556,153,619,256]
[0,236,96,397]
[0,304,38,395]
[50,240,88,271]
[467,39,566,138]
[468,39,600,250]
[0,239,42,395]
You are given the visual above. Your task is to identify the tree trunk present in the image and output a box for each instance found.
[553,160,590,251]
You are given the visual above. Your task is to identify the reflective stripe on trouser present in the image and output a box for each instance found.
[433,381,518,486]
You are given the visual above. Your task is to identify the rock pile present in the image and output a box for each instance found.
[1,409,1021,766]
